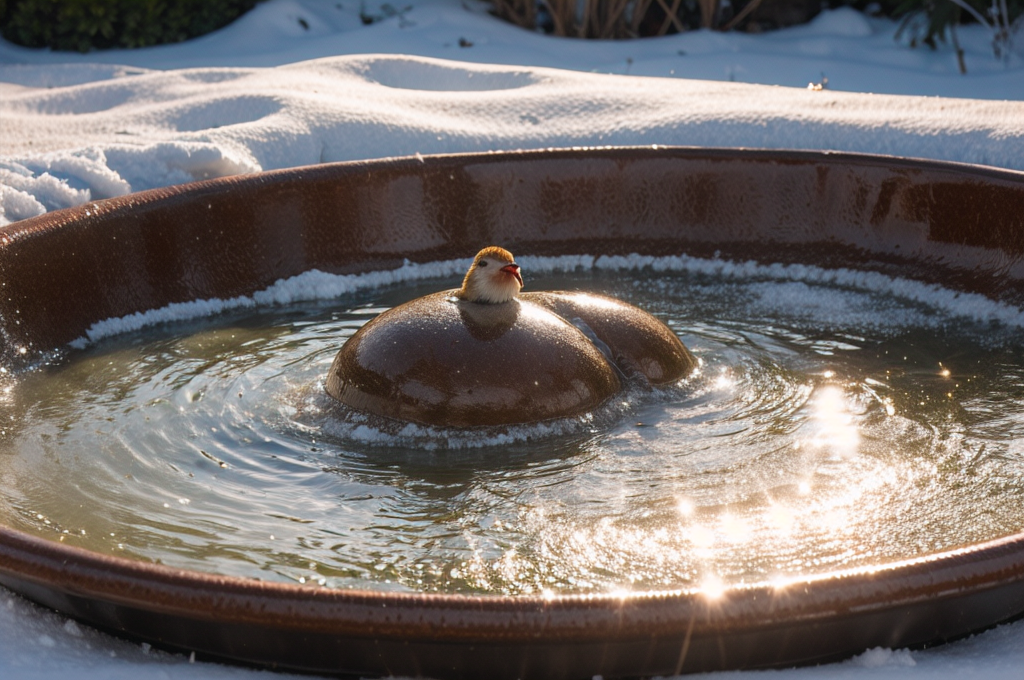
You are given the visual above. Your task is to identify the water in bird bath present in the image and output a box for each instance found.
[1,256,1023,596]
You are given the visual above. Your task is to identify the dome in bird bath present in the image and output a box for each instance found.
[324,247,697,427]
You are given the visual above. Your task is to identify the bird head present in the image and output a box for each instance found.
[459,246,523,304]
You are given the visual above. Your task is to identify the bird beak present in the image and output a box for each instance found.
[501,263,523,287]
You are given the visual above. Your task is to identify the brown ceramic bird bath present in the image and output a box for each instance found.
[1,147,1024,678]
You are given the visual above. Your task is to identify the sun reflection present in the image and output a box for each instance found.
[809,385,860,457]
[719,514,751,544]
[607,587,632,600]
[767,504,796,534]
[701,574,725,600]
[713,367,734,391]
[689,525,715,554]
[820,509,850,532]
[883,398,896,416]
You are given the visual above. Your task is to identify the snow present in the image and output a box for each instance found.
[74,253,1024,347]
[1,0,1024,677]
[1,1,1023,225]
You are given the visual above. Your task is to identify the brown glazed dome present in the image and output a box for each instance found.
[525,291,697,385]
[325,289,696,427]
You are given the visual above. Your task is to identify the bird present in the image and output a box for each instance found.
[457,246,523,304]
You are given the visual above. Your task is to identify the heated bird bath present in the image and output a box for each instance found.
[1,147,1024,679]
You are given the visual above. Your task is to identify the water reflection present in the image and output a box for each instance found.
[809,385,860,458]
[1,273,1023,596]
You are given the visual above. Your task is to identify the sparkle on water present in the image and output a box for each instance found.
[1,266,1023,597]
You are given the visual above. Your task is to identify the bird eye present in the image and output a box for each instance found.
[477,260,488,267]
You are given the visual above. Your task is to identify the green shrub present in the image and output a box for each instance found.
[0,0,262,52]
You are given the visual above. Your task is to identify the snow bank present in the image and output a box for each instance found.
[1,2,1022,226]
[2,52,1021,226]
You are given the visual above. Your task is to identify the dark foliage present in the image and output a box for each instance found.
[0,0,262,52]
[889,0,1022,49]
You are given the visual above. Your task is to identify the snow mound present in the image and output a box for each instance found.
[0,63,152,88]
[851,647,917,668]
[809,7,874,37]
[2,53,1021,226]
[349,54,541,91]
[0,143,259,224]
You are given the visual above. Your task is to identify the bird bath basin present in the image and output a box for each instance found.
[1,147,1024,678]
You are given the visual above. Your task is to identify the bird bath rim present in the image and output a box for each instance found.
[1,146,1024,677]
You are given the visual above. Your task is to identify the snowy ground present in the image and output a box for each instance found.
[1,0,1022,225]
[1,0,1024,677]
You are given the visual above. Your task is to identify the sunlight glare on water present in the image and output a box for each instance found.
[1,267,1023,596]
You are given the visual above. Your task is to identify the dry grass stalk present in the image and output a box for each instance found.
[721,0,763,31]
[590,0,632,38]
[494,0,690,40]
[655,0,686,35]
[491,0,537,30]
[629,0,656,36]
[697,0,718,28]
[541,0,576,37]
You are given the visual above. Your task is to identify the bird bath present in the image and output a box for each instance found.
[1,147,1024,678]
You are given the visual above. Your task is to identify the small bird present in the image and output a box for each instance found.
[458,246,523,304]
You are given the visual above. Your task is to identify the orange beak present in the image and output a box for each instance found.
[501,263,523,287]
